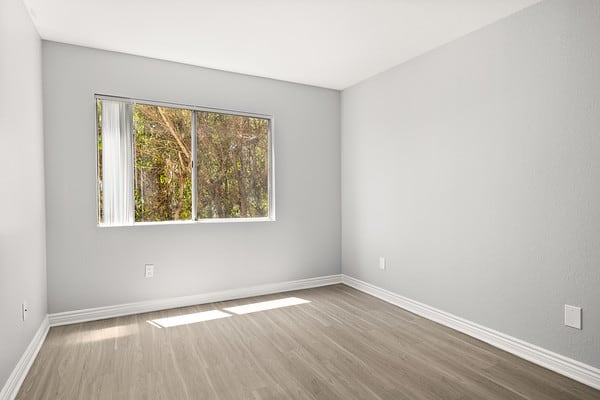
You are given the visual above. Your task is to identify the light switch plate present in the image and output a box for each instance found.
[564,305,582,329]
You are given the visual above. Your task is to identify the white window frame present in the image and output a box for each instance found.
[95,94,275,227]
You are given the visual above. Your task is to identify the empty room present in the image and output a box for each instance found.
[1,0,599,399]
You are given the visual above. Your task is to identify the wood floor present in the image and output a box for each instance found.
[18,285,600,400]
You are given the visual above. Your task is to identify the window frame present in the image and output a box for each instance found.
[94,94,276,227]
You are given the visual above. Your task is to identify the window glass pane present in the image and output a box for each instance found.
[133,104,192,222]
[196,112,270,219]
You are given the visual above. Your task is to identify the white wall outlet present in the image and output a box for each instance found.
[378,257,386,270]
[22,302,29,321]
[564,305,582,329]
[145,264,154,278]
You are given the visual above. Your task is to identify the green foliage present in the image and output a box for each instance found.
[128,104,269,222]
[196,111,269,219]
[134,105,192,222]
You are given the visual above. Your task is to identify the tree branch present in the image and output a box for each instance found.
[157,107,191,160]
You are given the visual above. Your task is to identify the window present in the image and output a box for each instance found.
[96,96,273,226]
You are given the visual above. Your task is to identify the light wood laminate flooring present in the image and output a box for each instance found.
[17,285,600,399]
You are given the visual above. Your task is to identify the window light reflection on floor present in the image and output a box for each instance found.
[148,309,232,328]
[146,297,311,329]
[75,326,134,343]
[224,297,310,315]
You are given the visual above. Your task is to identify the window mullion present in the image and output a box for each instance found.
[129,104,136,224]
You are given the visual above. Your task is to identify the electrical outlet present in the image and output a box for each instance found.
[22,302,28,321]
[564,305,582,329]
[145,264,154,278]
[378,257,386,270]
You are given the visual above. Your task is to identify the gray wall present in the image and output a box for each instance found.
[341,0,600,368]
[0,0,47,388]
[43,42,340,313]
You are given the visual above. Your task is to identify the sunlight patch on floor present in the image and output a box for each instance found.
[76,325,134,343]
[148,309,232,328]
[146,297,311,328]
[224,297,310,315]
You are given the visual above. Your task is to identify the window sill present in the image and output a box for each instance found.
[97,216,275,228]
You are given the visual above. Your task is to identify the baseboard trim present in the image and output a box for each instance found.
[0,316,50,400]
[341,274,600,391]
[48,274,342,326]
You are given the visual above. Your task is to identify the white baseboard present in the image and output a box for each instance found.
[0,316,50,400]
[341,274,600,391]
[48,274,342,326]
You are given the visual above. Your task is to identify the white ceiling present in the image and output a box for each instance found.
[24,0,541,89]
